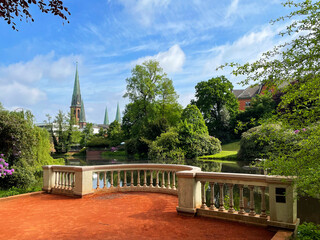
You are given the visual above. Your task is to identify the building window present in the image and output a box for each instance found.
[245,101,251,107]
[77,109,80,118]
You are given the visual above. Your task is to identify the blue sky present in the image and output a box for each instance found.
[0,0,291,124]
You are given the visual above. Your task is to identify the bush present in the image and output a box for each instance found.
[148,130,185,161]
[297,222,320,240]
[86,137,110,148]
[237,124,300,161]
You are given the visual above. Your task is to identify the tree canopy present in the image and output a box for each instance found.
[192,76,239,142]
[1,0,70,30]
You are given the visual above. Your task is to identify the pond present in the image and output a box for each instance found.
[63,154,263,175]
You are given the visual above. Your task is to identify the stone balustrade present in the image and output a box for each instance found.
[43,164,298,230]
[176,171,298,230]
[43,164,200,197]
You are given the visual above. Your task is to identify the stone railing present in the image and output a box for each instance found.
[176,171,298,230]
[42,164,201,197]
[43,164,298,230]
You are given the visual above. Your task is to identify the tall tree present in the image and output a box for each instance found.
[123,60,182,155]
[192,76,238,142]
[1,0,70,30]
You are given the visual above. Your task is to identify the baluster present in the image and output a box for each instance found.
[209,182,215,210]
[64,172,67,189]
[238,184,245,214]
[228,184,235,213]
[172,172,176,190]
[96,172,100,189]
[149,170,153,187]
[219,183,225,211]
[68,173,72,190]
[131,170,134,187]
[110,171,114,187]
[156,171,159,188]
[55,172,58,188]
[57,172,60,188]
[260,186,267,218]
[249,185,256,216]
[143,170,147,187]
[124,171,127,187]
[117,170,121,187]
[201,181,207,209]
[103,172,106,188]
[162,171,165,188]
[72,173,75,188]
[137,170,141,187]
[167,171,171,189]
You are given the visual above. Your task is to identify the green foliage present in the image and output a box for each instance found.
[148,129,185,161]
[237,124,298,161]
[80,123,94,146]
[123,60,182,155]
[235,93,277,135]
[192,76,239,142]
[181,104,209,135]
[107,120,124,147]
[0,108,64,190]
[297,222,320,240]
[86,136,110,148]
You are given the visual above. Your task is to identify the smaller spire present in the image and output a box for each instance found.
[104,106,109,125]
[79,100,86,123]
[115,102,121,122]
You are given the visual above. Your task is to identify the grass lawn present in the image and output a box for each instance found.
[198,140,240,161]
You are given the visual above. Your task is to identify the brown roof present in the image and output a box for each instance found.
[233,89,244,98]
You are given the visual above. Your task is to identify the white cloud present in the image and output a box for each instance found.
[118,0,171,26]
[0,82,46,106]
[226,0,239,19]
[0,52,82,84]
[135,44,186,73]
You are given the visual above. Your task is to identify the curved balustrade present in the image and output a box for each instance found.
[43,164,298,230]
[43,164,200,196]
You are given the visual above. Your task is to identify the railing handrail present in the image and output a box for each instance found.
[43,164,201,172]
[194,171,295,185]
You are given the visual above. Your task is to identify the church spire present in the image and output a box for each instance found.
[115,102,121,122]
[79,100,86,123]
[71,63,81,107]
[104,106,109,125]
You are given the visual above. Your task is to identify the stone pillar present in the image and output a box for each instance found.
[73,167,94,197]
[176,171,201,216]
[268,177,297,224]
[42,165,55,192]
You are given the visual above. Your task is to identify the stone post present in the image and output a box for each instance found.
[42,165,55,193]
[176,171,201,216]
[73,167,94,197]
[267,176,297,224]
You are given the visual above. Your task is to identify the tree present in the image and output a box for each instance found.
[178,105,221,159]
[220,0,320,197]
[1,0,70,30]
[80,123,93,147]
[220,0,320,127]
[123,60,182,155]
[235,93,277,135]
[107,120,123,147]
[192,76,239,142]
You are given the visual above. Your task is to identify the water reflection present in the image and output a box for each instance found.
[63,154,263,174]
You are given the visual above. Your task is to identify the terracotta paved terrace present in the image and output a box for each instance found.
[0,192,276,240]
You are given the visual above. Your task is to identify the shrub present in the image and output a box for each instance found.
[297,222,320,240]
[148,130,185,161]
[86,137,110,148]
[237,124,301,161]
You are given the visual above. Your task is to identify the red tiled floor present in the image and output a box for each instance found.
[0,192,275,240]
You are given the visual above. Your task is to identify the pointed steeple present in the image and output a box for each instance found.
[79,100,86,123]
[115,102,121,122]
[71,63,81,107]
[104,107,109,125]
